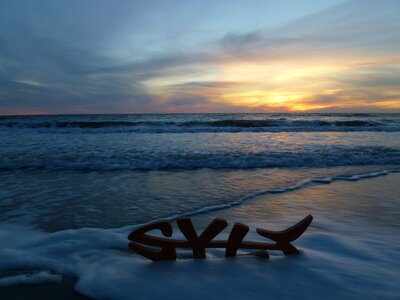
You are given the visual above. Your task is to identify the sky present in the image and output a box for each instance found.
[0,0,399,114]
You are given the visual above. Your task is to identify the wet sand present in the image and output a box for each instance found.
[1,172,399,299]
[0,276,91,300]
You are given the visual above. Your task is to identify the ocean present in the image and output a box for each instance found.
[0,113,399,299]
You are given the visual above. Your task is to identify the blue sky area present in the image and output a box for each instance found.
[0,0,399,114]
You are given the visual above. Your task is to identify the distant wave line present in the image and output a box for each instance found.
[1,118,400,132]
[1,146,400,171]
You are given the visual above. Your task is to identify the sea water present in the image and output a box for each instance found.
[0,113,399,299]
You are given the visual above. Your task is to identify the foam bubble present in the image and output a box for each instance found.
[0,271,62,287]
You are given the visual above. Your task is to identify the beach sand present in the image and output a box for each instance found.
[0,172,399,299]
[0,276,89,300]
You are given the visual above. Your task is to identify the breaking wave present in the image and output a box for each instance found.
[165,169,399,220]
[1,145,400,171]
[1,118,399,132]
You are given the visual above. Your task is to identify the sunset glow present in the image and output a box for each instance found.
[0,0,399,114]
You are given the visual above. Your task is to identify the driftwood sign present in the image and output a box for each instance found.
[128,215,313,260]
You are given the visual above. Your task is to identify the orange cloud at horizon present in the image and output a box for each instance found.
[143,53,400,113]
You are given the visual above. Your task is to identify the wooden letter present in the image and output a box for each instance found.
[225,223,249,257]
[177,218,228,258]
[128,221,177,260]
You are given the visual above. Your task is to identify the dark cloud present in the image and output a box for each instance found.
[301,89,400,107]
[165,81,240,90]
[168,97,210,107]
[219,31,266,55]
[0,1,219,114]
[218,0,400,62]
[333,67,400,89]
[0,0,158,114]
[0,0,399,114]
[219,31,310,61]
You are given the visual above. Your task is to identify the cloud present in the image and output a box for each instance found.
[0,0,399,114]
[0,0,158,114]
[168,97,210,107]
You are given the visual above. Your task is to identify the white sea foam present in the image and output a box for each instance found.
[1,146,400,171]
[0,271,62,286]
[1,115,400,133]
[0,113,399,298]
[1,116,400,171]
[0,193,400,299]
[1,170,399,299]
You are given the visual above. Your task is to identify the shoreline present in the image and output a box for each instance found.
[1,172,399,299]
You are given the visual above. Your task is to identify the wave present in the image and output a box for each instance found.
[1,146,400,171]
[162,169,398,221]
[1,118,399,132]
